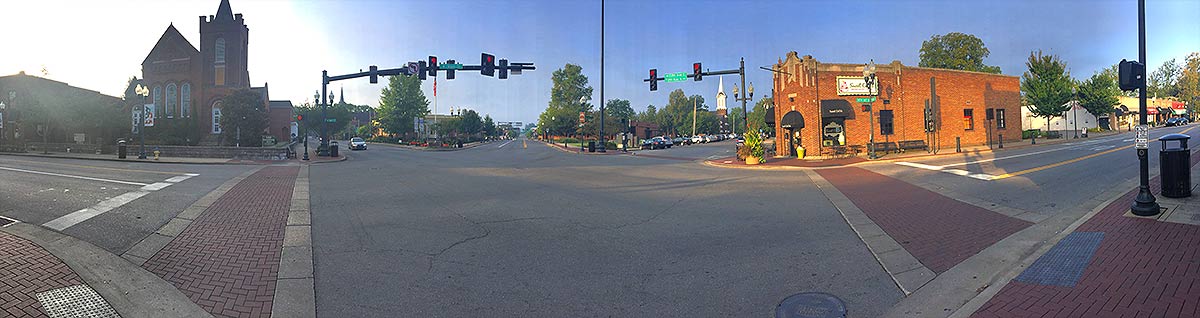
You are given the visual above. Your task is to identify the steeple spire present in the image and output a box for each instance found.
[215,0,234,20]
[339,87,345,104]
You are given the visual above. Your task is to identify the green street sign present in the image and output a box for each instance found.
[324,118,337,123]
[855,97,877,103]
[665,72,687,83]
[439,63,464,70]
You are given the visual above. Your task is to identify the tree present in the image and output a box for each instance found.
[636,105,657,123]
[219,89,269,146]
[747,96,773,132]
[918,32,1002,74]
[482,115,496,137]
[538,64,592,138]
[377,74,429,136]
[459,109,483,136]
[1021,50,1075,130]
[1077,71,1120,125]
[605,99,634,124]
[1178,52,1200,114]
[1149,58,1182,98]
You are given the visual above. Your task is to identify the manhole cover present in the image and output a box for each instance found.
[775,292,846,318]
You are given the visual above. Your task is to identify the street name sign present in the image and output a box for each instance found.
[665,72,687,83]
[1135,125,1148,149]
[440,63,464,70]
[855,97,876,103]
[325,118,337,123]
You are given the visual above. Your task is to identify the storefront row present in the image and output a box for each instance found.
[770,52,1023,158]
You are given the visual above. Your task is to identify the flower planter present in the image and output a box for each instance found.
[746,156,761,165]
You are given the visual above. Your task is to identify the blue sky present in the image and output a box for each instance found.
[3,0,1197,125]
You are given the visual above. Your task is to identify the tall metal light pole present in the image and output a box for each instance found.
[320,71,329,155]
[864,60,878,159]
[597,0,606,152]
[135,84,149,159]
[0,101,6,150]
[1131,0,1159,215]
[733,78,754,135]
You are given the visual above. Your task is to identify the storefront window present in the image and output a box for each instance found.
[996,109,1006,129]
[964,109,974,130]
[880,110,894,135]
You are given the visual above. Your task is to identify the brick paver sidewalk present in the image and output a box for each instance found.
[973,152,1200,318]
[818,167,1032,273]
[142,166,298,318]
[0,231,87,317]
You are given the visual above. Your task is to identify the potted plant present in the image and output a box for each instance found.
[742,130,765,165]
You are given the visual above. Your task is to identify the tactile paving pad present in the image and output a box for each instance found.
[1014,231,1105,287]
[35,284,119,318]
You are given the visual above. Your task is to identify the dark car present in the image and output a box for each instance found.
[1166,117,1189,127]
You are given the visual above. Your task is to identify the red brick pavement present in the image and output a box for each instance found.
[0,231,85,318]
[142,166,298,318]
[974,151,1200,318]
[817,167,1033,273]
[708,156,867,167]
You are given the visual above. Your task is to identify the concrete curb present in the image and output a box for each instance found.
[273,165,316,318]
[120,166,265,267]
[0,151,273,165]
[802,170,935,296]
[367,140,492,152]
[1,223,212,318]
[302,154,348,164]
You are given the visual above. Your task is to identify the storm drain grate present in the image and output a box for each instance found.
[35,284,120,318]
[0,215,17,227]
[1014,231,1105,287]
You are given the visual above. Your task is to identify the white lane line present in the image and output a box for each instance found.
[896,162,999,181]
[498,140,515,148]
[43,191,151,231]
[0,166,148,186]
[40,173,198,231]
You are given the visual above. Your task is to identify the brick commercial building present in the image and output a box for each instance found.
[769,52,1022,157]
[140,0,292,144]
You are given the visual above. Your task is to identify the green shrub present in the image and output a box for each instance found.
[1022,129,1041,139]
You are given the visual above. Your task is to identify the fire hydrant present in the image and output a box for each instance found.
[153,150,161,160]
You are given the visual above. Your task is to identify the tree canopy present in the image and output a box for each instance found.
[1021,50,1075,126]
[537,64,592,137]
[1077,71,1120,118]
[219,89,269,146]
[918,32,1002,74]
[377,74,429,136]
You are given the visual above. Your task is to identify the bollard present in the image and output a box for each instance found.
[956,137,961,153]
[998,134,1003,149]
[153,150,160,160]
[1032,132,1036,145]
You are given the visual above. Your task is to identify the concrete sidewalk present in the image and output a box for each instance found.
[968,150,1200,317]
[0,151,237,164]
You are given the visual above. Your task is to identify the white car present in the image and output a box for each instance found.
[691,136,704,144]
[348,137,367,150]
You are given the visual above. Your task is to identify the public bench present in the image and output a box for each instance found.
[870,142,899,154]
[897,140,928,152]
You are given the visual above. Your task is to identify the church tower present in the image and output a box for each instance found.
[200,0,250,90]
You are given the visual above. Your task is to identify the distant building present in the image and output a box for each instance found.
[0,72,124,145]
[630,121,660,139]
[716,77,729,133]
[139,0,292,144]
[1022,101,1098,136]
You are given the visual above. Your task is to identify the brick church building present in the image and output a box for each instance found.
[140,0,292,144]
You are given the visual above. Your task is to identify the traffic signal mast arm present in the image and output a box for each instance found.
[643,69,738,84]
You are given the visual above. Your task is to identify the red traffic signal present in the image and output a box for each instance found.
[481,53,496,77]
[296,114,304,121]
[428,56,438,77]
[649,69,658,91]
[693,62,702,81]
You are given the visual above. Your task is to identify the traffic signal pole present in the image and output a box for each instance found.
[645,59,746,132]
[1131,0,1159,216]
[318,54,534,154]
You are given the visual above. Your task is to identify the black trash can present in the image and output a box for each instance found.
[588,141,596,152]
[117,140,127,159]
[1159,133,1191,198]
[329,141,339,157]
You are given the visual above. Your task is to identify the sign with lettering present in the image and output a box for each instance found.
[1135,125,1148,149]
[836,76,878,96]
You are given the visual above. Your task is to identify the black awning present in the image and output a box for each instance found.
[781,111,805,129]
[765,106,775,126]
[820,100,855,119]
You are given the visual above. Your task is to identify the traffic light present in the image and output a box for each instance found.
[296,114,304,121]
[693,62,702,81]
[428,56,438,78]
[481,53,496,77]
[1119,59,1144,91]
[649,69,658,91]
[499,59,509,79]
[369,65,378,84]
[418,60,428,80]
[445,59,456,80]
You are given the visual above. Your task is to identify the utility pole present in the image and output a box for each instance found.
[1131,0,1159,216]
[597,0,606,152]
[692,98,697,137]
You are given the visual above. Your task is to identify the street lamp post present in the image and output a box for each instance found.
[135,84,149,159]
[598,0,606,153]
[0,101,6,150]
[733,80,754,133]
[864,60,879,159]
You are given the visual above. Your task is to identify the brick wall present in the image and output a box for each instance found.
[771,53,1022,157]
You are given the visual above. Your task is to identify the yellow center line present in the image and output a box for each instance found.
[0,157,189,175]
[992,126,1196,180]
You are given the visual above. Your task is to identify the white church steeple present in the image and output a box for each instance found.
[716,77,727,111]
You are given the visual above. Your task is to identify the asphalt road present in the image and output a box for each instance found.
[0,155,254,253]
[310,135,904,317]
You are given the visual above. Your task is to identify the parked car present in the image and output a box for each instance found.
[691,135,704,144]
[348,137,367,150]
[657,136,674,148]
[1166,117,1189,127]
[673,137,686,145]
